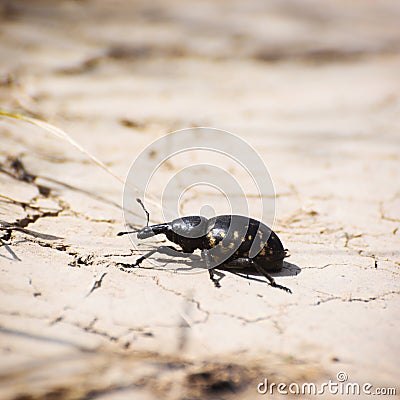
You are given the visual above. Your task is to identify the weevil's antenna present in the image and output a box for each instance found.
[117,198,150,236]
[136,198,149,227]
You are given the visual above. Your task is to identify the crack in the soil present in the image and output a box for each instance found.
[71,318,120,343]
[302,260,400,277]
[271,318,284,335]
[115,262,211,325]
[15,206,63,229]
[149,276,210,325]
[86,272,108,297]
[214,311,275,326]
[313,290,399,306]
[379,195,400,223]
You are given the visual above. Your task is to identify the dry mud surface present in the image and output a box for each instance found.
[0,1,399,399]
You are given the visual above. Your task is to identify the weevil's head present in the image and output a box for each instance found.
[118,199,169,240]
[136,223,168,239]
[136,226,155,239]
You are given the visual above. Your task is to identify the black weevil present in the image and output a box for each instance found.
[118,199,291,293]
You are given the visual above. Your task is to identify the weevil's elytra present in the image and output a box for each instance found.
[118,199,291,293]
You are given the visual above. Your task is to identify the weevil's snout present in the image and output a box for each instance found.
[136,226,155,239]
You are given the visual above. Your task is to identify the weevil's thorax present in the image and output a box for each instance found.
[166,216,209,251]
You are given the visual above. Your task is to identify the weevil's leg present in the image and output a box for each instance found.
[120,245,184,268]
[201,250,225,288]
[208,269,225,288]
[226,258,292,293]
[252,261,292,294]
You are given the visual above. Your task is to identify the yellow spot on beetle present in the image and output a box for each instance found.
[233,231,239,240]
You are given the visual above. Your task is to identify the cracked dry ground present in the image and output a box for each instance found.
[1,1,400,399]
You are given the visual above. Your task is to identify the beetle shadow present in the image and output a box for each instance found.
[224,260,301,284]
[277,260,301,277]
[150,253,203,272]
[148,255,301,282]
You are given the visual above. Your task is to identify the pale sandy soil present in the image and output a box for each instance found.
[0,1,399,399]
